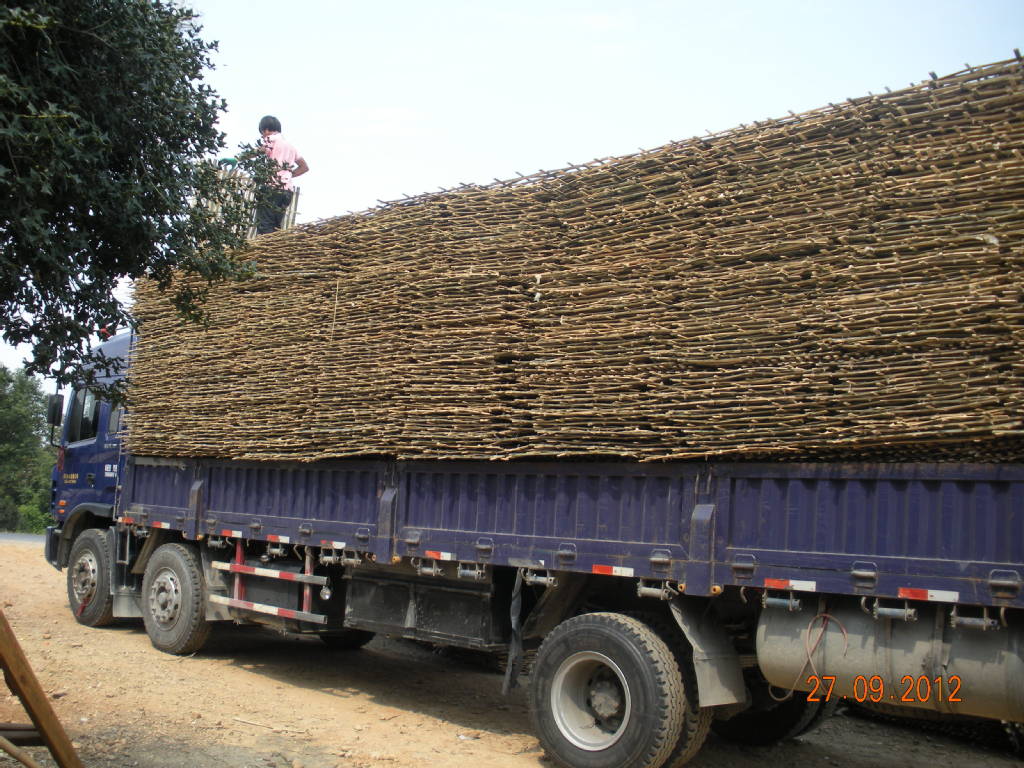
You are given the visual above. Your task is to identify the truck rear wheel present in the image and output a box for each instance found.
[529,612,689,768]
[66,528,114,627]
[141,543,210,655]
[711,674,836,745]
[638,614,712,768]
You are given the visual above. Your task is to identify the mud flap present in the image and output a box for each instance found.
[670,598,746,706]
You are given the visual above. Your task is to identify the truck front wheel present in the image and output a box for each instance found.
[141,543,210,655]
[529,612,689,768]
[66,528,114,627]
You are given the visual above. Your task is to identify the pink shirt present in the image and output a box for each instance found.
[262,133,302,190]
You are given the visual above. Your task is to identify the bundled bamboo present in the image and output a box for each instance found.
[127,58,1024,463]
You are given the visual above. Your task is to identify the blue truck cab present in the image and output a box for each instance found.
[45,332,129,570]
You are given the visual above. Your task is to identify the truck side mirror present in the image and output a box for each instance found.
[46,394,64,427]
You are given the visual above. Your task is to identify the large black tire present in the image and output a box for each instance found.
[141,543,210,655]
[66,528,114,627]
[319,628,375,650]
[793,697,840,738]
[711,672,836,746]
[638,614,713,768]
[529,612,688,768]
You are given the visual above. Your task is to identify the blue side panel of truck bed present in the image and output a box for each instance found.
[119,457,1024,609]
[126,461,198,537]
[203,461,384,548]
[396,461,701,581]
[712,463,1024,608]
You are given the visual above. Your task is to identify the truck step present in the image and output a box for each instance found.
[208,594,327,624]
[211,561,328,586]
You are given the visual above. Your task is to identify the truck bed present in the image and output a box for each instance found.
[120,457,1024,609]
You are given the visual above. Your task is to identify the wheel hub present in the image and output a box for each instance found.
[148,568,183,629]
[71,551,99,605]
[551,651,631,751]
[589,677,623,720]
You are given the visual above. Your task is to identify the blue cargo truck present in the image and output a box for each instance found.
[44,331,1023,768]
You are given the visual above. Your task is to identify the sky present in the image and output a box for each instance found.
[2,0,1022,373]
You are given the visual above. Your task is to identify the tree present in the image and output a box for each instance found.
[15,448,54,534]
[0,366,53,532]
[0,1,275,393]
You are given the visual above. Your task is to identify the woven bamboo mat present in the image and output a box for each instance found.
[127,58,1024,463]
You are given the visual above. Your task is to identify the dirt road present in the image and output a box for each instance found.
[1,539,1019,768]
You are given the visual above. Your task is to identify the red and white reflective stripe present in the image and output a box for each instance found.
[208,594,326,624]
[898,587,959,603]
[211,561,327,585]
[592,565,634,577]
[213,562,299,581]
[765,578,817,591]
[425,550,454,561]
[320,539,346,549]
[220,529,244,538]
[266,534,290,544]
[150,521,171,529]
[118,517,135,525]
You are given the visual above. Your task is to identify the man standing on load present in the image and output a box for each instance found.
[255,115,309,234]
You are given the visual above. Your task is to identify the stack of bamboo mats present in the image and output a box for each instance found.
[128,57,1024,463]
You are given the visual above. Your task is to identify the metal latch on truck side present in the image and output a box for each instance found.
[949,604,1003,631]
[762,590,802,612]
[860,597,917,622]
[319,547,362,567]
[411,557,443,577]
[457,563,487,581]
[636,579,679,600]
[522,570,556,588]
[988,570,1021,599]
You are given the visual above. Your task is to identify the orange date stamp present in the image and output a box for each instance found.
[806,674,963,704]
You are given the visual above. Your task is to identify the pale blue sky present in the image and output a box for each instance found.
[194,0,1024,221]
[2,0,1022,371]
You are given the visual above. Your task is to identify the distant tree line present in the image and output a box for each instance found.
[0,366,55,533]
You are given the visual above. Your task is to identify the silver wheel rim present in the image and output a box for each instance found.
[71,551,99,605]
[148,567,183,630]
[551,650,631,751]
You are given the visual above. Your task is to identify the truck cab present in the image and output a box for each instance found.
[45,332,130,570]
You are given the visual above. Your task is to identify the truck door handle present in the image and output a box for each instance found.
[86,473,95,487]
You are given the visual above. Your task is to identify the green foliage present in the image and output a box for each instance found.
[16,448,55,533]
[0,1,276,394]
[0,366,54,532]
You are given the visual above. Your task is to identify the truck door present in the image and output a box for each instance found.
[57,388,122,515]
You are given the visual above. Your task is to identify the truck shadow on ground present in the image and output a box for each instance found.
[199,625,537,740]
